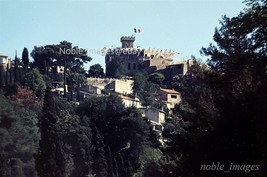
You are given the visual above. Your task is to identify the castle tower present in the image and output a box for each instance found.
[120,36,135,48]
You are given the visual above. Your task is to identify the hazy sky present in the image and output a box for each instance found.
[0,0,245,70]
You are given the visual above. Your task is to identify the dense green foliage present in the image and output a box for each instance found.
[34,91,162,177]
[148,73,165,85]
[106,57,127,78]
[31,41,92,97]
[88,64,105,78]
[133,72,159,106]
[0,94,39,177]
[35,89,69,177]
[22,69,47,98]
[31,41,91,75]
[77,94,151,176]
[161,1,267,176]
[1,1,266,177]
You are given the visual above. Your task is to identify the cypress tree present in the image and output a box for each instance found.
[70,115,94,177]
[35,88,67,177]
[9,61,12,84]
[14,51,19,83]
[126,159,134,177]
[22,47,29,70]
[106,146,115,177]
[5,62,9,86]
[113,158,119,177]
[92,127,108,177]
[0,65,3,89]
[116,153,125,177]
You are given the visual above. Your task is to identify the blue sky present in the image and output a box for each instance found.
[0,0,245,70]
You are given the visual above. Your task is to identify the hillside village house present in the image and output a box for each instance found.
[158,88,181,110]
[143,107,165,125]
[51,85,68,95]
[79,84,102,100]
[120,95,142,108]
[87,77,115,90]
[0,53,10,70]
[105,79,133,95]
[80,84,102,95]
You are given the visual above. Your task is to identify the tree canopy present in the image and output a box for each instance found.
[88,64,105,78]
[148,72,165,85]
[105,57,126,78]
[160,1,267,176]
[0,94,39,177]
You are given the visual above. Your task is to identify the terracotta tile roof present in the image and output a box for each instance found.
[160,88,180,94]
[120,95,139,101]
[120,95,132,100]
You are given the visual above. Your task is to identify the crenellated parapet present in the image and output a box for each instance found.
[105,36,181,77]
[120,36,135,42]
[121,36,135,48]
[143,48,175,61]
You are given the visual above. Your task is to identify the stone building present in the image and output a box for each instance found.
[157,88,181,110]
[85,77,134,95]
[86,77,116,90]
[80,84,102,95]
[105,36,176,77]
[120,95,142,108]
[160,59,193,85]
[105,79,134,95]
[0,53,10,70]
[143,107,165,125]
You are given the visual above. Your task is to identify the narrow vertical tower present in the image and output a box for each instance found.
[120,36,135,48]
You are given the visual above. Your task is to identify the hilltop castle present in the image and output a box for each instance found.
[105,36,192,84]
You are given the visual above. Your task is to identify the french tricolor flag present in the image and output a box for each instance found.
[134,28,141,33]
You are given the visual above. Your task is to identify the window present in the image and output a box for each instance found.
[171,95,177,99]
[128,63,131,70]
[155,125,163,131]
